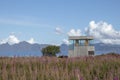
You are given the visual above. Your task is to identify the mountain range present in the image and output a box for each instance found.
[0,41,48,56]
[0,41,120,56]
[94,43,120,55]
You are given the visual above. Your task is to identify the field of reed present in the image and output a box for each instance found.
[0,55,120,80]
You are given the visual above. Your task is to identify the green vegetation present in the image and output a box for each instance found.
[0,55,120,80]
[42,45,60,56]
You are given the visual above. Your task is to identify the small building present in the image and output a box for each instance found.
[68,36,95,57]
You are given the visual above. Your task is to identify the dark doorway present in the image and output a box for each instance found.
[88,51,94,55]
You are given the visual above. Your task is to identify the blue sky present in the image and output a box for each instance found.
[0,0,120,45]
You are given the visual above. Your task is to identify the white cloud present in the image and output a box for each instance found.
[55,27,63,34]
[62,39,69,45]
[67,29,81,36]
[27,38,35,44]
[86,21,120,45]
[0,35,36,45]
[8,35,20,45]
[0,39,7,44]
[0,35,20,45]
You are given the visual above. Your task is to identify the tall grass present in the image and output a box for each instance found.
[0,55,120,80]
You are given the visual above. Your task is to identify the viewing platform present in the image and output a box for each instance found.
[68,36,95,57]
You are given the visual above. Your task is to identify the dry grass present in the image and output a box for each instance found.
[0,55,120,80]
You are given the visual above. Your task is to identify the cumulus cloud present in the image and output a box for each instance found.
[67,29,81,36]
[55,27,63,34]
[0,35,20,45]
[8,35,20,45]
[62,39,70,45]
[0,39,7,44]
[86,21,120,44]
[27,38,35,44]
[0,35,36,45]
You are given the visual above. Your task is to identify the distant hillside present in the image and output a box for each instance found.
[94,43,120,55]
[0,42,120,56]
[0,41,49,56]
